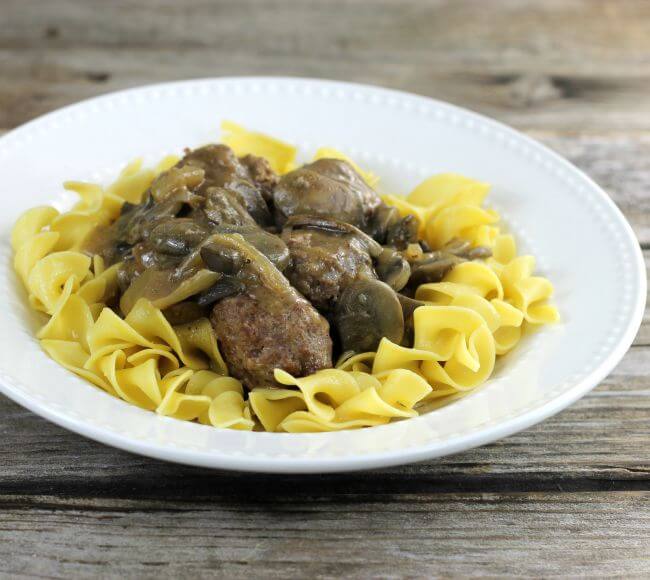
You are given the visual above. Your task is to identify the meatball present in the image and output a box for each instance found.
[240,153,279,201]
[273,158,383,228]
[284,228,374,311]
[211,292,333,389]
[178,144,272,226]
[312,158,382,218]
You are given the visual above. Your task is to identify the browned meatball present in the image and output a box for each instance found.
[211,292,333,389]
[178,144,272,226]
[240,154,279,201]
[179,144,247,189]
[273,159,382,228]
[285,228,374,311]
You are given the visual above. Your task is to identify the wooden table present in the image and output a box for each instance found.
[1,1,649,577]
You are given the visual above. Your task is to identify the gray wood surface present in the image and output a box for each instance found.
[1,1,649,577]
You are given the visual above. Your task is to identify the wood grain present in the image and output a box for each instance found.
[1,493,649,578]
[2,0,650,131]
[1,0,649,578]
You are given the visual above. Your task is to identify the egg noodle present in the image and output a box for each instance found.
[11,122,559,433]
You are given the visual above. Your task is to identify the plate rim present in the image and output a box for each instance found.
[0,76,645,473]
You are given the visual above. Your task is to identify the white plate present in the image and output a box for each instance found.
[0,78,644,473]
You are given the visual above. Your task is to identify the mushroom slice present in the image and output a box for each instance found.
[335,278,404,354]
[148,218,210,256]
[408,239,493,287]
[442,238,493,260]
[467,246,493,260]
[409,253,465,286]
[368,204,419,248]
[196,276,246,307]
[200,241,246,276]
[397,294,426,346]
[213,225,290,271]
[163,301,210,326]
[375,248,411,292]
[202,187,258,227]
[199,233,290,295]
[385,213,419,248]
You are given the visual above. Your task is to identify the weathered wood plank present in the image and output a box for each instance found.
[1,0,650,130]
[1,48,649,132]
[4,0,650,58]
[1,492,649,578]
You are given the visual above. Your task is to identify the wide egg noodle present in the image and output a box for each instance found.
[27,251,92,314]
[278,368,432,433]
[415,262,525,355]
[372,339,437,374]
[41,339,114,394]
[105,155,180,204]
[11,206,59,251]
[49,211,106,252]
[280,412,390,433]
[156,369,253,429]
[37,293,95,350]
[334,370,431,420]
[274,368,361,422]
[206,391,255,431]
[412,306,493,372]
[88,306,161,355]
[499,255,559,325]
[247,368,433,432]
[335,351,376,373]
[221,120,297,175]
[10,157,244,428]
[76,262,121,306]
[426,205,500,249]
[14,231,60,286]
[407,173,490,208]
[156,368,211,420]
[172,318,229,374]
[382,173,489,240]
[100,351,162,410]
[249,388,307,432]
[419,328,496,391]
[372,305,496,392]
[127,347,181,376]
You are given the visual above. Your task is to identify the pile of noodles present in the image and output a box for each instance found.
[11,122,558,432]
